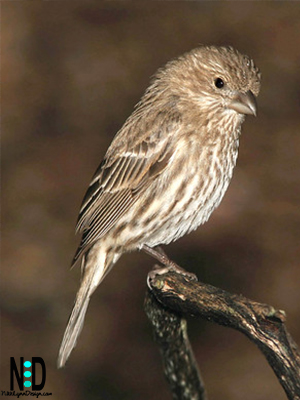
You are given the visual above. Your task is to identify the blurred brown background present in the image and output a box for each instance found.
[2,2,300,399]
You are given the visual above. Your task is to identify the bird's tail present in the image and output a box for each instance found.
[57,247,117,368]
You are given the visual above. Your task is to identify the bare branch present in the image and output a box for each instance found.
[145,268,300,400]
[145,290,207,400]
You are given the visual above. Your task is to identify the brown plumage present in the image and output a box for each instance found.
[58,45,261,368]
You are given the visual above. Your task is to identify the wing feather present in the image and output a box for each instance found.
[72,110,181,265]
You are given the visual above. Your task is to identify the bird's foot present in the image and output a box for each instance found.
[142,244,198,283]
[152,262,198,281]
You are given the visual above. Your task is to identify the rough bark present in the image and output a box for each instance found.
[145,268,300,400]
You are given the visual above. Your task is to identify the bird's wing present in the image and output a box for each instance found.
[72,111,181,264]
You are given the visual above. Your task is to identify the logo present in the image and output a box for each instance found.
[10,357,46,391]
[1,357,52,398]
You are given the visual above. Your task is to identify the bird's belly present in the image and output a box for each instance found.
[113,164,233,250]
[112,140,238,250]
[141,169,232,247]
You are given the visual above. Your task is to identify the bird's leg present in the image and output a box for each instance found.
[142,244,197,282]
[153,245,169,259]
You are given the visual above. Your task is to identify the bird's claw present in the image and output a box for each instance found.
[147,262,198,290]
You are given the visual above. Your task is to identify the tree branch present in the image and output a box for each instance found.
[144,290,207,400]
[145,268,300,400]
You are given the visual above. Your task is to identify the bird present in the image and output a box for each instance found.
[57,45,261,368]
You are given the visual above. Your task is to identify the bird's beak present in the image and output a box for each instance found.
[228,90,257,116]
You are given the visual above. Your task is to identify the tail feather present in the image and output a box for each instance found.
[57,249,109,368]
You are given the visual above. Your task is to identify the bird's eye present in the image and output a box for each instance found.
[214,78,225,89]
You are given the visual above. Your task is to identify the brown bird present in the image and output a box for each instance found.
[57,45,261,368]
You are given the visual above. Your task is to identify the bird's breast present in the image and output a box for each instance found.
[136,131,240,247]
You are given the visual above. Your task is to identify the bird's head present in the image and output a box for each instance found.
[155,46,261,122]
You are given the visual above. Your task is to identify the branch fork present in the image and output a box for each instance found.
[145,267,300,400]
